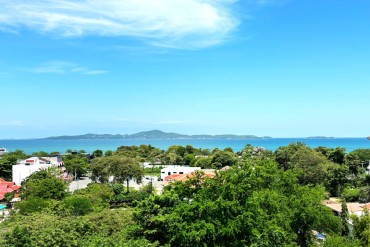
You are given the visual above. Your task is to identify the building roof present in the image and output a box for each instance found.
[167,170,216,182]
[324,201,369,213]
[0,179,21,201]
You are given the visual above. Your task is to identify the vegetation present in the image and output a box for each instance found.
[1,144,370,246]
[0,150,27,180]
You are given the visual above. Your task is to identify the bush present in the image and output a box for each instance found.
[341,188,360,202]
[63,195,93,216]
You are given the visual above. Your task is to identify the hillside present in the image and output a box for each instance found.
[42,130,271,140]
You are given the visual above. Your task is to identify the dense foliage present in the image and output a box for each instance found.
[1,144,370,246]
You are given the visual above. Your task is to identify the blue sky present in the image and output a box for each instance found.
[1,0,370,138]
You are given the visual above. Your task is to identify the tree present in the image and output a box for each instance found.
[92,149,103,158]
[108,156,143,193]
[341,201,350,237]
[315,147,346,164]
[63,154,88,179]
[0,149,27,180]
[323,235,361,247]
[90,157,111,183]
[352,209,370,246]
[345,153,362,179]
[31,151,50,157]
[210,150,237,168]
[63,195,93,216]
[90,156,144,193]
[134,159,340,246]
[325,165,350,196]
[350,149,370,162]
[21,169,67,200]
[275,143,334,186]
[275,142,308,170]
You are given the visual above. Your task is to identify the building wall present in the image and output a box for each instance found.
[160,166,200,180]
[12,158,57,185]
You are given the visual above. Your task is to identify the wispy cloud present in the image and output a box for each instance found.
[0,121,26,127]
[20,61,108,75]
[154,120,185,124]
[0,0,240,49]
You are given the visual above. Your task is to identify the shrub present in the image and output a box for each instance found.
[341,188,360,202]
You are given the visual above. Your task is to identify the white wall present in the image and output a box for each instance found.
[160,166,200,180]
[12,158,58,185]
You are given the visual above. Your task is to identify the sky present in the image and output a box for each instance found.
[0,0,370,138]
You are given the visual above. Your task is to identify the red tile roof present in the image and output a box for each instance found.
[0,179,21,201]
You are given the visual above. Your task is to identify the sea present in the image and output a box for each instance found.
[0,138,369,155]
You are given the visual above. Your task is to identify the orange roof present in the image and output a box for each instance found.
[168,170,216,182]
[164,174,182,181]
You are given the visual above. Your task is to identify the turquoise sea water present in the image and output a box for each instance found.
[0,138,369,154]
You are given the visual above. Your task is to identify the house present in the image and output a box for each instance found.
[12,155,64,185]
[164,169,216,182]
[0,178,21,201]
[324,200,368,217]
[160,166,201,181]
[0,148,7,156]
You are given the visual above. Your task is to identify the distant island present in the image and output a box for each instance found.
[306,136,335,139]
[41,130,272,140]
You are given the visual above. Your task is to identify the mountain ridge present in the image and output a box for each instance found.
[41,130,272,140]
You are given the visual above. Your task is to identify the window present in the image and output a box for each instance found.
[179,172,184,174]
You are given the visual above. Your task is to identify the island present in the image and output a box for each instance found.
[41,130,272,140]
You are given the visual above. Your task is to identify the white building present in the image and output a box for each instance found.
[12,156,63,185]
[0,148,7,156]
[160,166,200,181]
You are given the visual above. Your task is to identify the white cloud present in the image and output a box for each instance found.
[21,61,108,75]
[0,121,26,127]
[0,0,240,49]
[154,120,185,124]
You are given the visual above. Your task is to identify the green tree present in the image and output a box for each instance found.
[63,195,93,216]
[352,209,370,246]
[210,150,237,168]
[350,149,370,162]
[31,151,50,157]
[90,157,111,183]
[108,156,143,193]
[0,149,27,180]
[345,153,362,179]
[21,169,67,200]
[90,156,143,193]
[63,154,88,179]
[134,159,340,247]
[92,149,103,158]
[315,146,346,164]
[323,235,361,247]
[341,201,350,237]
[324,165,350,196]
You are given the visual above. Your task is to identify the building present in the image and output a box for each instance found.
[324,200,368,217]
[12,155,64,185]
[0,148,7,156]
[160,166,201,181]
[164,169,216,182]
[0,178,21,201]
